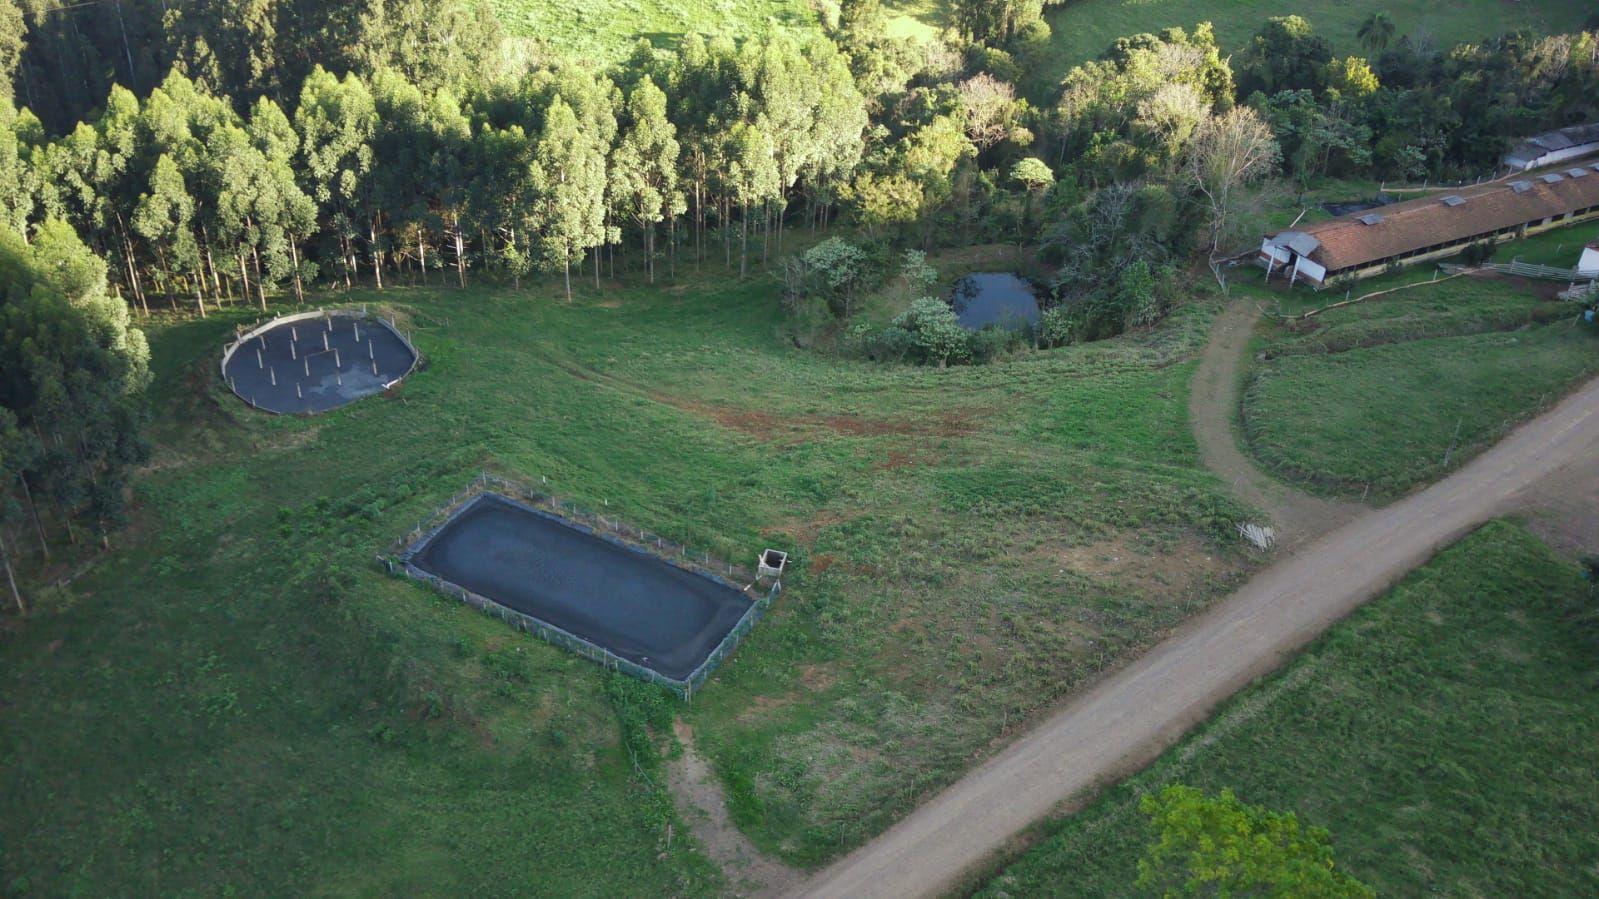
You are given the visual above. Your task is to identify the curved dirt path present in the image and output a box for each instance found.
[793,368,1599,897]
[1188,299,1364,547]
[669,721,801,897]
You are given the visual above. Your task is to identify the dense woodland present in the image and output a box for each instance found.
[1,0,1598,597]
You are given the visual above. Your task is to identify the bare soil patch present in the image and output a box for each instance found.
[668,720,801,897]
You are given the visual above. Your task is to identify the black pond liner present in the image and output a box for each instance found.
[396,491,772,695]
[949,272,1041,330]
[220,309,418,414]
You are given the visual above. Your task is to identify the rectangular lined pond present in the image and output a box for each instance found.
[403,493,759,685]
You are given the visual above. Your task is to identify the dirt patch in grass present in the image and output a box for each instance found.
[797,663,837,693]
[679,398,979,441]
[1041,533,1243,597]
[762,510,860,547]
[666,719,800,896]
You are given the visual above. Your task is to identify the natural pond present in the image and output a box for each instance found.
[949,272,1040,330]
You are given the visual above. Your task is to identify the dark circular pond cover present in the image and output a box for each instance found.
[222,311,417,414]
[949,272,1040,330]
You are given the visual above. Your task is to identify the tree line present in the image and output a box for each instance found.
[0,32,867,310]
[0,3,1593,319]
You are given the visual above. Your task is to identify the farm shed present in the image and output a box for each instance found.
[1503,122,1599,172]
[1261,166,1599,287]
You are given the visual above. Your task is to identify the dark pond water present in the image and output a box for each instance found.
[949,272,1040,330]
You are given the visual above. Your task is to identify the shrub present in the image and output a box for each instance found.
[899,249,938,297]
[1012,19,1052,56]
[801,237,872,318]
[968,46,1021,84]
[1038,306,1074,347]
[967,325,1020,363]
[893,297,971,367]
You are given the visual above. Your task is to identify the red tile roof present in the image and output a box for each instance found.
[1282,169,1599,273]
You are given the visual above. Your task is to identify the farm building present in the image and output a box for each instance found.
[1260,165,1599,287]
[1503,123,1599,171]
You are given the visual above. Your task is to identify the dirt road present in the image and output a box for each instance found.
[1187,299,1364,546]
[795,371,1599,898]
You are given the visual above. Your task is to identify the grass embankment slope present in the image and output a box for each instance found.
[489,0,821,61]
[488,0,1590,67]
[978,519,1599,897]
[0,249,1249,890]
[1035,0,1589,78]
[1237,226,1599,501]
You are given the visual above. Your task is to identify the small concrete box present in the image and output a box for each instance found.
[758,549,789,578]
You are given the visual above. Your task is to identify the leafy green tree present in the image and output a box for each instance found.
[951,0,1043,44]
[531,96,607,301]
[0,404,33,610]
[1010,156,1054,228]
[0,220,149,550]
[898,248,937,297]
[1054,25,1234,183]
[724,120,778,278]
[294,67,376,288]
[131,154,204,315]
[1238,16,1333,96]
[1357,12,1396,53]
[1138,785,1374,898]
[249,95,317,301]
[428,88,474,287]
[0,99,34,236]
[1322,57,1380,101]
[799,236,870,318]
[354,0,503,94]
[0,0,20,104]
[610,78,681,283]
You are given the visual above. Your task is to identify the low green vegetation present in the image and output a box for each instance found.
[978,519,1599,897]
[1245,326,1597,499]
[490,0,821,61]
[1034,0,1589,92]
[1237,237,1599,500]
[1,262,1251,889]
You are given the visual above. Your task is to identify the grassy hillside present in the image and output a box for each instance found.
[978,519,1599,897]
[0,246,1252,890]
[489,0,821,61]
[1038,0,1589,72]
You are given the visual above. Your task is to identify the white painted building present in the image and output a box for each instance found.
[1504,123,1599,172]
[1580,243,1599,278]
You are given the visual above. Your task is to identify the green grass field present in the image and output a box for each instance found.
[1244,325,1598,498]
[0,246,1257,890]
[490,0,821,61]
[977,519,1599,897]
[1029,0,1590,98]
[484,0,1590,106]
[1234,225,1599,501]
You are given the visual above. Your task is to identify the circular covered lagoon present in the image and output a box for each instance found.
[221,309,418,414]
[949,272,1040,330]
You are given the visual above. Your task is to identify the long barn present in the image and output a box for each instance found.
[1261,165,1599,288]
